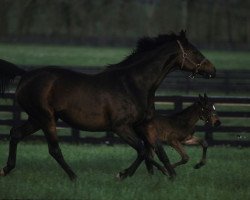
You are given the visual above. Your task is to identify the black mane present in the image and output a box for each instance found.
[106,31,187,70]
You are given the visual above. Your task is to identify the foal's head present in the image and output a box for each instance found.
[176,30,216,79]
[197,94,221,127]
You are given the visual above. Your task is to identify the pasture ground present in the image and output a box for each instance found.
[0,142,249,200]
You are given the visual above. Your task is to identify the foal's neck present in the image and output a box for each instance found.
[176,103,201,129]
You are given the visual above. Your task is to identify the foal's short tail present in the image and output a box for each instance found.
[0,59,26,95]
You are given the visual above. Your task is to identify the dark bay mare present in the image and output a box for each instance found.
[142,94,221,171]
[0,31,216,181]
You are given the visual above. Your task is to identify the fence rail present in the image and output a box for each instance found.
[0,93,250,146]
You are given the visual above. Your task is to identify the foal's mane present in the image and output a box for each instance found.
[171,102,200,122]
[106,31,187,71]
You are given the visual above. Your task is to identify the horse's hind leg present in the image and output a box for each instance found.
[1,118,40,176]
[41,117,77,181]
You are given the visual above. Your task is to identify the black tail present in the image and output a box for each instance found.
[0,59,26,95]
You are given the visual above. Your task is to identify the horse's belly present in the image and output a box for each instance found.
[57,109,110,131]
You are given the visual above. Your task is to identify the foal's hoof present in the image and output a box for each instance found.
[116,171,128,181]
[193,162,205,169]
[0,169,5,176]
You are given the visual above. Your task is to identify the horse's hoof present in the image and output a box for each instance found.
[116,171,127,181]
[69,173,77,181]
[0,169,5,176]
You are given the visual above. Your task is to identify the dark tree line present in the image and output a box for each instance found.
[0,0,249,49]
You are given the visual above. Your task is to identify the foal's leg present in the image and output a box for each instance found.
[145,126,176,178]
[144,145,154,175]
[114,125,168,180]
[42,117,77,181]
[0,119,40,176]
[135,125,155,175]
[170,141,189,168]
[144,145,170,176]
[184,136,208,169]
[153,140,176,179]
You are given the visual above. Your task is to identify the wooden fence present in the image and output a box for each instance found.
[0,93,250,146]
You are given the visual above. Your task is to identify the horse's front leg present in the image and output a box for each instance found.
[184,136,208,169]
[114,125,168,180]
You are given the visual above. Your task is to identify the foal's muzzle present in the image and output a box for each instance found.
[214,120,221,127]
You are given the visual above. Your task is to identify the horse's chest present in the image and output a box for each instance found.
[111,98,146,123]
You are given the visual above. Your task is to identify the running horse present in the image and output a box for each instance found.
[0,31,216,180]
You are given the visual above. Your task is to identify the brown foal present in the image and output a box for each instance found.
[144,94,221,170]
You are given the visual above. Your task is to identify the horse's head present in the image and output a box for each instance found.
[176,30,216,79]
[198,93,221,127]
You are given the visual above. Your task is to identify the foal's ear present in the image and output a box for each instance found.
[198,94,204,104]
[204,93,208,103]
[180,30,187,38]
[199,94,203,101]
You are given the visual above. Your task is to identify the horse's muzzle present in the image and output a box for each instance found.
[204,68,216,79]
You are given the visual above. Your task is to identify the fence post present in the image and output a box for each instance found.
[174,96,183,112]
[71,129,80,143]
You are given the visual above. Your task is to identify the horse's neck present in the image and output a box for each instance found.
[176,104,201,129]
[129,49,178,94]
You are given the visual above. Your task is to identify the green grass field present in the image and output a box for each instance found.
[0,43,250,70]
[0,143,249,200]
